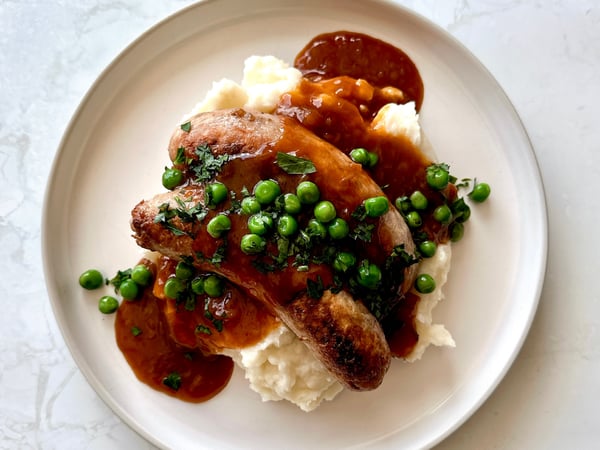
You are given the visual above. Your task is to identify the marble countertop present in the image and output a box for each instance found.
[2,0,598,448]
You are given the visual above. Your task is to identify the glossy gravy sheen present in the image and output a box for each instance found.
[295,31,424,110]
[285,31,457,354]
[115,256,281,400]
[117,31,445,402]
[282,31,457,244]
[115,282,234,402]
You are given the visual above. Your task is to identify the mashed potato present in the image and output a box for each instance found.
[189,56,454,411]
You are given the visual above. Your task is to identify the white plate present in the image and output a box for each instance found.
[42,0,547,448]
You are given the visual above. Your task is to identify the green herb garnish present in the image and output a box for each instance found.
[173,146,188,165]
[154,202,188,236]
[109,269,132,294]
[195,242,228,266]
[173,197,208,223]
[192,144,229,182]
[306,275,325,299]
[180,121,191,132]
[162,372,182,391]
[455,177,472,189]
[131,326,142,337]
[195,324,212,335]
[276,152,317,175]
[351,204,368,221]
[350,222,375,242]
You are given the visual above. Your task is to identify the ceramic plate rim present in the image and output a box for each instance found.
[42,0,547,448]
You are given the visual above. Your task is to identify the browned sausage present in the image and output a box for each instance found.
[131,108,417,390]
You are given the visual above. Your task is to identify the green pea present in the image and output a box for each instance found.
[175,261,194,280]
[357,261,382,289]
[451,198,471,223]
[164,277,185,299]
[405,211,422,228]
[203,274,224,297]
[305,218,327,239]
[98,295,119,314]
[277,214,299,237]
[279,193,302,215]
[253,179,281,205]
[449,222,464,242]
[364,196,389,217]
[162,167,183,190]
[469,182,491,203]
[415,274,436,294]
[120,279,139,300]
[349,148,370,166]
[395,196,412,213]
[207,214,232,238]
[241,196,261,214]
[418,240,437,258]
[206,181,228,207]
[333,252,356,272]
[296,181,320,205]
[79,269,104,290]
[131,264,152,287]
[367,152,379,168]
[433,204,452,224]
[426,164,450,190]
[191,277,205,295]
[240,233,266,255]
[247,213,274,235]
[314,200,336,223]
[410,191,428,210]
[327,218,349,240]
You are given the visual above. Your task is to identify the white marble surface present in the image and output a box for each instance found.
[1,0,598,448]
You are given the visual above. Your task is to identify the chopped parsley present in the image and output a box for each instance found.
[195,324,212,335]
[192,144,229,183]
[153,197,208,238]
[180,121,191,132]
[349,222,375,242]
[154,202,188,236]
[251,259,278,274]
[173,146,189,165]
[173,197,209,223]
[183,291,196,312]
[455,177,472,189]
[162,372,182,391]
[276,152,317,175]
[351,204,368,222]
[109,269,132,294]
[306,275,325,299]
[195,242,228,267]
[130,326,142,337]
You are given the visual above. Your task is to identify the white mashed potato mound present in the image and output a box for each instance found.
[192,56,454,411]
[405,244,455,362]
[187,55,302,117]
[222,326,343,412]
[372,102,422,147]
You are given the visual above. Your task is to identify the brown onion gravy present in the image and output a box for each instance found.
[116,31,444,401]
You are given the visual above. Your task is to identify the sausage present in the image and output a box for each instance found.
[131,108,417,390]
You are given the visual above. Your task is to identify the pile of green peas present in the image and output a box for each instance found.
[239,178,355,255]
[79,260,227,314]
[395,163,492,254]
[349,147,379,168]
[237,177,391,291]
[238,178,383,245]
[392,163,491,294]
[161,154,491,300]
[78,264,154,314]
[162,260,225,300]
